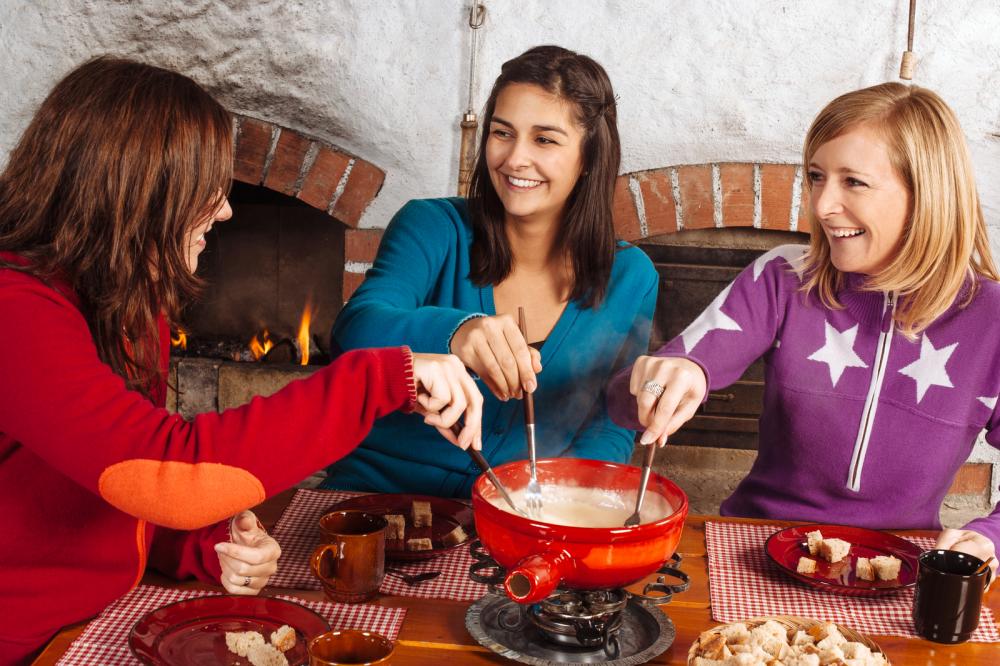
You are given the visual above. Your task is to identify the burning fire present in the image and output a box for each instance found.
[297,301,315,366]
[249,329,274,360]
[171,328,187,350]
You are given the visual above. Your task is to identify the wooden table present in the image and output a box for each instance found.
[35,489,1000,664]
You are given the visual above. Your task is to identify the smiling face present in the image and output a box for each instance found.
[486,82,585,227]
[808,125,912,276]
[185,195,232,272]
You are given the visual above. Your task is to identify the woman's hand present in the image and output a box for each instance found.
[629,356,707,447]
[450,315,542,401]
[411,352,483,450]
[213,511,281,595]
[935,528,997,589]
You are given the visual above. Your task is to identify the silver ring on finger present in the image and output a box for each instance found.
[642,381,665,398]
[243,575,252,587]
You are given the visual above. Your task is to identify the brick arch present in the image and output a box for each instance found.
[231,114,387,301]
[612,163,812,242]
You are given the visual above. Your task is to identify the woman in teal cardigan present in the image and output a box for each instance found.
[323,46,658,496]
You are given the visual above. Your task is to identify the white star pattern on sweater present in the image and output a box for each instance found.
[807,321,868,387]
[898,335,957,403]
[680,282,742,353]
[752,245,808,282]
[978,395,998,410]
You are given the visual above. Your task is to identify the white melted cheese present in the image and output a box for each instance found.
[489,483,674,528]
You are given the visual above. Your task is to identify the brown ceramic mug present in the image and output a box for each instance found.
[310,510,387,603]
[308,629,394,665]
[912,549,991,643]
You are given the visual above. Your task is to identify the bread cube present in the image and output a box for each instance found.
[270,624,296,652]
[247,642,289,666]
[226,631,265,658]
[384,514,405,540]
[441,525,467,547]
[871,555,902,580]
[806,530,824,555]
[855,556,875,581]
[797,556,817,574]
[818,538,851,563]
[411,500,432,527]
[406,537,433,551]
[697,631,728,660]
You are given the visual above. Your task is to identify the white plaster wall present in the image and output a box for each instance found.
[1,0,1000,260]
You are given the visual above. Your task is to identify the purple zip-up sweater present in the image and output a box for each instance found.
[608,245,1000,548]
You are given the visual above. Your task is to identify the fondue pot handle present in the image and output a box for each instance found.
[504,550,574,604]
[309,543,341,584]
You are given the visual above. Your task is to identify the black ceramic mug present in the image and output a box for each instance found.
[912,549,991,643]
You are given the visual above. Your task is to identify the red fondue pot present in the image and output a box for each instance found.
[471,458,689,605]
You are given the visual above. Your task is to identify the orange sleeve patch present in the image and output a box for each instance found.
[99,460,266,530]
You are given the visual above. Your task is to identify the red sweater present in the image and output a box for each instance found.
[0,256,416,664]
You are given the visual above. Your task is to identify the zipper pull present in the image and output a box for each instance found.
[881,292,896,333]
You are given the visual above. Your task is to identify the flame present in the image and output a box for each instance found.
[297,301,315,366]
[171,328,187,350]
[249,329,274,361]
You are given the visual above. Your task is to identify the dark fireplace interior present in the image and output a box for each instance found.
[180,181,345,364]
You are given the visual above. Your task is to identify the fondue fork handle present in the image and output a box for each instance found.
[451,424,527,518]
[625,441,658,527]
[518,306,543,518]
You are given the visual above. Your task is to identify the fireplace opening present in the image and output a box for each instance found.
[639,227,809,450]
[176,180,345,365]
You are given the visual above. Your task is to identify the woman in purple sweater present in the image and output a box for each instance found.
[608,82,1000,576]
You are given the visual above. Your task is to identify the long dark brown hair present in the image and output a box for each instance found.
[0,56,233,397]
[467,45,620,308]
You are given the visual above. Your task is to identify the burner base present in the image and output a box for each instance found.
[465,593,675,666]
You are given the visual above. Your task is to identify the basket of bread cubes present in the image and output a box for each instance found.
[687,616,890,665]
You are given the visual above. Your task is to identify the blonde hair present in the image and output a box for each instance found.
[799,82,999,338]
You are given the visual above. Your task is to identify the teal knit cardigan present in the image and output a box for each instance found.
[323,197,658,497]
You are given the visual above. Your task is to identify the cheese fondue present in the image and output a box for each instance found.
[489,484,673,527]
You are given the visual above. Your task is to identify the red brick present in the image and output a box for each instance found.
[345,228,384,263]
[760,164,796,230]
[332,158,386,228]
[677,165,714,230]
[719,163,755,227]
[612,175,642,241]
[797,175,812,233]
[233,118,273,185]
[343,271,366,301]
[263,130,311,196]
[947,463,992,495]
[297,146,351,212]
[637,169,677,237]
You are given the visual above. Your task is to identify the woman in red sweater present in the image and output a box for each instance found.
[0,57,482,663]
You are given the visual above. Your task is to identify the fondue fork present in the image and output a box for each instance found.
[451,423,527,517]
[518,306,543,519]
[624,440,658,527]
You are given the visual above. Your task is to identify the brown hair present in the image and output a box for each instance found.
[467,45,620,308]
[0,56,233,396]
[800,82,999,337]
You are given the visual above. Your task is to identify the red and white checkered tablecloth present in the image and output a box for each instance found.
[705,521,1000,641]
[269,489,488,602]
[56,584,407,665]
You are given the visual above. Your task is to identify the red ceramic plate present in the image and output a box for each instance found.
[330,493,475,561]
[128,595,329,665]
[765,524,923,597]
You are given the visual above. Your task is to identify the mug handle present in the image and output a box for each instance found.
[310,543,340,583]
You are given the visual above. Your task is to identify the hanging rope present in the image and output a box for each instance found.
[899,0,916,80]
[458,2,486,197]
